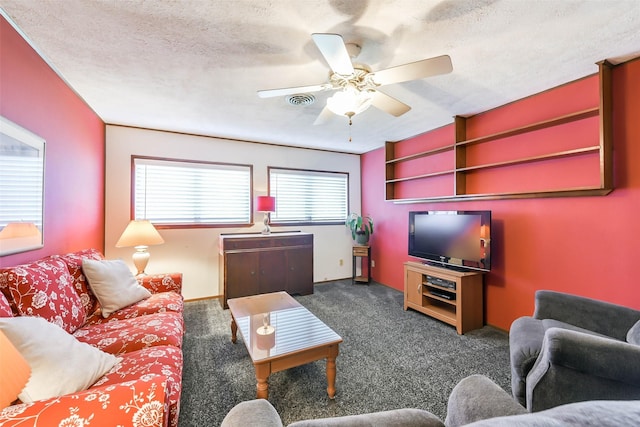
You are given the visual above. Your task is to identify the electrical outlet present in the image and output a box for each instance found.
[371,260,375,267]
[339,259,343,266]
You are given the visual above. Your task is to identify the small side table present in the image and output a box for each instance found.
[352,245,371,284]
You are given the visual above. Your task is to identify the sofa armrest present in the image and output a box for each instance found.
[221,400,444,427]
[526,327,640,411]
[0,375,168,427]
[533,290,640,340]
[445,375,526,427]
[221,399,283,427]
[139,272,183,295]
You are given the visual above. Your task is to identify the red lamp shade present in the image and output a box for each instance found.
[256,196,276,212]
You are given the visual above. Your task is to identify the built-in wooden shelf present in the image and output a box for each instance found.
[457,107,599,148]
[384,61,613,203]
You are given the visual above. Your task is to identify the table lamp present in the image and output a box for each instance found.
[256,196,276,234]
[0,330,31,409]
[115,219,164,275]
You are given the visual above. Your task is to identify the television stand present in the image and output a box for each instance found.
[404,261,484,334]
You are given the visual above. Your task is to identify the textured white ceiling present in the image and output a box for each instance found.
[1,0,639,154]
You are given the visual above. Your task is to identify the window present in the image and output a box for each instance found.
[133,157,252,227]
[269,167,348,225]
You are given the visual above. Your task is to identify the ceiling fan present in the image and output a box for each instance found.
[257,33,453,125]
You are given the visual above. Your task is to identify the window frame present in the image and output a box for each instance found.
[0,116,46,256]
[130,155,254,229]
[268,166,350,227]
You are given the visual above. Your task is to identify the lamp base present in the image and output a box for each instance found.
[132,245,150,276]
[261,212,271,235]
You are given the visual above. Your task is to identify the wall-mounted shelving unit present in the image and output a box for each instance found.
[385,61,613,203]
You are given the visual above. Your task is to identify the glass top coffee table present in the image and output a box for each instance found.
[227,291,342,399]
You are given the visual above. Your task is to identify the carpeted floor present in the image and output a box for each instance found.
[178,280,511,426]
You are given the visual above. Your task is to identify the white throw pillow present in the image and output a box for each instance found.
[0,316,120,403]
[82,258,152,317]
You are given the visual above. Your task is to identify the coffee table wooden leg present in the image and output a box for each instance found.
[230,318,237,344]
[326,344,339,399]
[255,363,271,399]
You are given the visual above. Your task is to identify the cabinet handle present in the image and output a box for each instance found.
[251,271,256,276]
[417,284,422,293]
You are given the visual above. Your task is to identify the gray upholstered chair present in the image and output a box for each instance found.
[220,375,640,426]
[509,290,640,411]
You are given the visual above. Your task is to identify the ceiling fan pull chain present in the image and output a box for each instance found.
[347,112,354,142]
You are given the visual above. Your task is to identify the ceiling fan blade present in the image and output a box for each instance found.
[313,105,335,125]
[371,91,411,117]
[372,55,453,86]
[311,33,355,76]
[257,83,332,98]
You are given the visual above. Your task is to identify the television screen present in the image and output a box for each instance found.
[408,211,491,272]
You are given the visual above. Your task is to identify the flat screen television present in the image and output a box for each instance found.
[408,210,491,272]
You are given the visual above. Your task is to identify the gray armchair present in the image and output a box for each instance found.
[509,290,640,411]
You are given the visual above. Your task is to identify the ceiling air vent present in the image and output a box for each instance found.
[286,93,316,106]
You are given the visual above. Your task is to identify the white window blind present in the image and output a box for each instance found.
[134,157,251,226]
[0,154,44,228]
[0,116,45,235]
[269,168,348,224]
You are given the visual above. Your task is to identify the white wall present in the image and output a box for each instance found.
[105,125,362,300]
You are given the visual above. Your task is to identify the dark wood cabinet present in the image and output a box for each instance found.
[219,232,313,308]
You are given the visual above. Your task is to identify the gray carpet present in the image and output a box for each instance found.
[178,280,511,426]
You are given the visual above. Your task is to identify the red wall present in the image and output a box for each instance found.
[362,59,640,331]
[0,16,105,267]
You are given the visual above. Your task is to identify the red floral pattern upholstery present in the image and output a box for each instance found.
[0,374,168,427]
[139,273,183,294]
[93,346,183,427]
[1,250,184,427]
[58,248,105,317]
[74,311,184,354]
[85,291,184,324]
[0,291,13,317]
[0,258,86,333]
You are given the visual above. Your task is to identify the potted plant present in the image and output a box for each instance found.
[346,213,374,245]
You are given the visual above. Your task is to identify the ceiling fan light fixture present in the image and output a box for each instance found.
[326,88,374,118]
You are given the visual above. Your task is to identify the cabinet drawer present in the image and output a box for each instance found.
[222,234,312,251]
[277,235,312,247]
[223,238,264,250]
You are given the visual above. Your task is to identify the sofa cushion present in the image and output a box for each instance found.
[289,409,445,427]
[85,291,184,325]
[74,311,184,354]
[93,345,183,427]
[0,374,169,427]
[0,316,120,403]
[82,258,152,318]
[58,248,104,316]
[0,257,86,333]
[0,292,12,317]
[627,320,640,345]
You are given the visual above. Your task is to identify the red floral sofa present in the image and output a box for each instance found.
[0,249,184,427]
